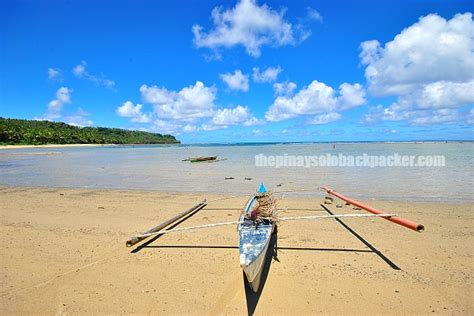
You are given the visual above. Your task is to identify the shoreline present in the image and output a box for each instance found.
[0,186,472,314]
[0,184,472,204]
[0,140,472,150]
[0,144,118,149]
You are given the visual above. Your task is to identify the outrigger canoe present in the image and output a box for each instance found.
[182,156,217,163]
[126,183,424,293]
[239,183,275,292]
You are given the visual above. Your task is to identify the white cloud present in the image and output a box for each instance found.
[119,82,265,133]
[253,66,282,83]
[72,62,86,77]
[140,81,216,121]
[361,13,474,96]
[363,105,462,125]
[308,112,341,125]
[410,109,460,125]
[220,70,249,92]
[63,108,93,127]
[192,0,304,57]
[337,83,367,110]
[48,68,62,80]
[72,61,116,89]
[37,87,93,126]
[211,105,260,127]
[151,119,181,134]
[43,87,73,120]
[273,81,297,96]
[399,80,474,109]
[201,123,225,131]
[183,124,198,132]
[116,101,151,123]
[265,80,366,122]
[200,105,262,131]
[360,13,474,125]
[307,8,323,23]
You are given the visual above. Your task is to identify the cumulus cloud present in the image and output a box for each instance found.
[151,120,182,134]
[43,87,73,120]
[253,66,282,83]
[201,124,224,131]
[116,101,151,123]
[273,81,297,96]
[140,81,216,121]
[360,12,474,124]
[192,0,306,57]
[37,87,94,126]
[201,105,261,131]
[363,104,462,125]
[118,81,266,133]
[72,62,86,77]
[307,8,323,23]
[183,124,198,133]
[337,83,367,110]
[63,108,93,127]
[265,80,366,122]
[220,70,249,91]
[48,68,62,80]
[211,105,261,127]
[410,109,460,125]
[72,61,116,89]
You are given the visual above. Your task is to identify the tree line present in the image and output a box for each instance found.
[0,117,180,145]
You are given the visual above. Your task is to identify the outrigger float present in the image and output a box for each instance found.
[126,183,424,292]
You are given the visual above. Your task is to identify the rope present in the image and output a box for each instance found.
[131,213,397,239]
[134,220,242,238]
[273,188,319,194]
[278,213,397,221]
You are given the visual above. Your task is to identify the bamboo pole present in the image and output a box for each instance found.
[126,200,207,247]
[320,186,424,232]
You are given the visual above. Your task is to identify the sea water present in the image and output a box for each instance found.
[0,142,472,202]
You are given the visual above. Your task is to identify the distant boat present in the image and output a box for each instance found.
[182,156,218,163]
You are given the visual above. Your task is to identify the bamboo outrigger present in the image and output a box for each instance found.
[126,200,207,247]
[320,186,424,232]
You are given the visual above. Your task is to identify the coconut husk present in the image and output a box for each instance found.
[244,191,279,224]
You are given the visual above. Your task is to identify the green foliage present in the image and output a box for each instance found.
[0,117,180,145]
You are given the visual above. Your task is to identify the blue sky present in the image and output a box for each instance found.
[1,0,473,143]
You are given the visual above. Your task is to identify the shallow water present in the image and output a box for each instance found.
[0,142,472,202]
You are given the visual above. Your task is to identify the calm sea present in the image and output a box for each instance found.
[0,142,472,202]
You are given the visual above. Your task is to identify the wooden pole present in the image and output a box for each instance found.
[320,186,424,232]
[126,200,207,247]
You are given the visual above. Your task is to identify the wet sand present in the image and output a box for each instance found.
[0,186,472,314]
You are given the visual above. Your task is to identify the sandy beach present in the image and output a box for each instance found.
[0,186,472,314]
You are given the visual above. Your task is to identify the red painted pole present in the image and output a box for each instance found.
[320,186,424,232]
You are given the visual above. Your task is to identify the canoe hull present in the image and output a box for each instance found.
[238,185,274,292]
[189,156,217,162]
[240,225,273,291]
